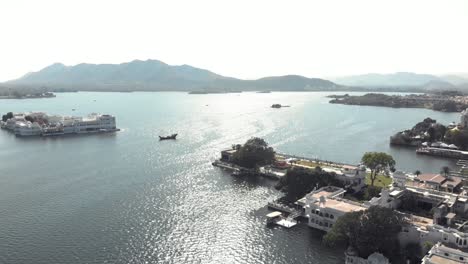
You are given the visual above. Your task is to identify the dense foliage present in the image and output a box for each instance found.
[361,152,395,186]
[1,112,13,122]
[445,129,468,150]
[232,137,275,169]
[323,206,405,259]
[276,166,343,200]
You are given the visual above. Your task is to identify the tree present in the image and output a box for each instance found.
[361,152,396,186]
[423,241,434,253]
[414,170,421,177]
[276,166,343,200]
[404,243,422,264]
[323,206,405,259]
[364,185,382,200]
[232,137,275,169]
[2,112,13,122]
[441,166,450,177]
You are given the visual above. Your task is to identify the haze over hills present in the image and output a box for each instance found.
[4,60,468,93]
[332,72,468,89]
[6,59,343,92]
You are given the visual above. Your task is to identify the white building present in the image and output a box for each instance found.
[316,164,367,192]
[14,121,42,136]
[1,112,118,136]
[304,186,366,232]
[422,242,468,263]
[75,114,116,133]
[366,175,468,250]
[461,108,468,128]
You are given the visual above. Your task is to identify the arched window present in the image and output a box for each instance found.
[325,213,329,218]
[330,214,334,219]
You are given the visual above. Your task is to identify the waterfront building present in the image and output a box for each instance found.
[1,112,118,137]
[422,242,468,263]
[304,186,366,232]
[412,173,463,193]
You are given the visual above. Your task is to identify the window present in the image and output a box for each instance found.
[330,215,334,219]
[445,253,449,257]
[329,224,333,228]
[325,213,329,218]
[460,257,464,261]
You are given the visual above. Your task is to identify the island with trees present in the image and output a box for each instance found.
[390,115,468,157]
[328,92,468,112]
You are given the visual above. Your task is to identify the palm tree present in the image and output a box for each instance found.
[441,166,450,178]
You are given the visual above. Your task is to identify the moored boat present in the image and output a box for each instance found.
[159,133,177,140]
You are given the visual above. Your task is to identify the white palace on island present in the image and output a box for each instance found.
[1,112,119,137]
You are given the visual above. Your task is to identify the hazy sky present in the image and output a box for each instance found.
[1,0,467,81]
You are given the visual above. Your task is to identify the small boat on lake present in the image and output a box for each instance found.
[159,134,178,140]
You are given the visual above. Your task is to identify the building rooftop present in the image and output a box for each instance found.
[418,173,446,184]
[222,149,237,154]
[441,177,463,188]
[311,190,336,199]
[342,165,358,170]
[428,255,465,264]
[409,214,433,230]
[318,198,366,213]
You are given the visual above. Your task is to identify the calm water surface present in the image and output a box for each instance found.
[0,92,459,263]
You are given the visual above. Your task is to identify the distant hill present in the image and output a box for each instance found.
[440,74,468,86]
[6,59,344,92]
[420,80,456,91]
[332,72,441,87]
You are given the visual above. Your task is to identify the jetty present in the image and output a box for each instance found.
[266,211,299,228]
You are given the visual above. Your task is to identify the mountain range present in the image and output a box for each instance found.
[331,72,468,89]
[4,60,468,92]
[6,60,342,92]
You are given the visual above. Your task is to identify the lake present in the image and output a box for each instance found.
[0,92,459,263]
